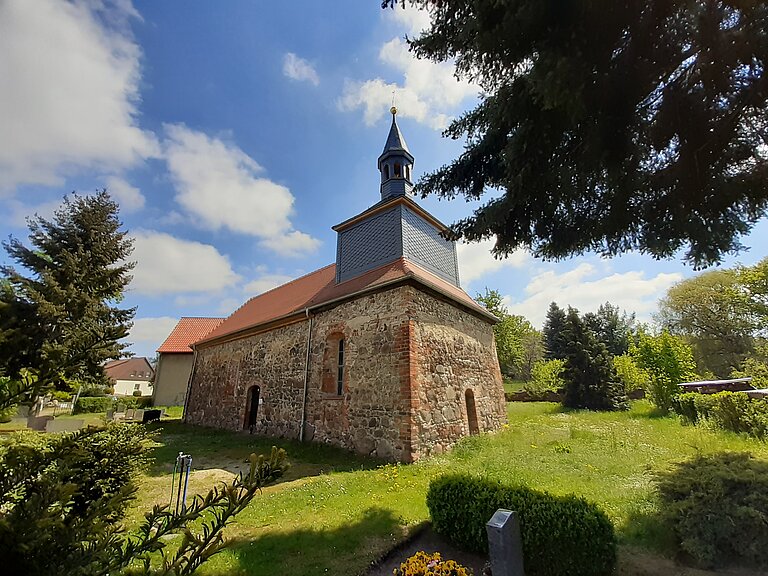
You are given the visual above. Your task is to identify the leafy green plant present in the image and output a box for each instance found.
[426,474,616,576]
[612,354,649,393]
[74,396,113,414]
[656,452,768,568]
[672,391,768,440]
[631,331,697,412]
[0,424,288,575]
[393,551,471,576]
[524,359,565,396]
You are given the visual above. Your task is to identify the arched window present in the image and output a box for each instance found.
[322,333,346,395]
[465,389,479,435]
[383,165,390,180]
[405,165,410,181]
[337,339,345,395]
[394,163,401,178]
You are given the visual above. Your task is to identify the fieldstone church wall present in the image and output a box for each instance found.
[184,321,307,436]
[185,284,507,462]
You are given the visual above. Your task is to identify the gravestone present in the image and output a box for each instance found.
[486,509,525,576]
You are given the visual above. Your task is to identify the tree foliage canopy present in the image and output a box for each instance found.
[658,268,755,376]
[475,288,541,378]
[657,258,768,376]
[386,0,768,267]
[561,308,628,411]
[0,191,134,406]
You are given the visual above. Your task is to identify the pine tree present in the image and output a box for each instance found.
[543,302,567,360]
[561,308,628,411]
[385,0,768,268]
[0,191,135,407]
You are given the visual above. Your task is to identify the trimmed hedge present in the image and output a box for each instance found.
[73,397,113,414]
[73,396,152,414]
[118,396,153,409]
[426,474,616,576]
[657,452,768,568]
[672,391,768,439]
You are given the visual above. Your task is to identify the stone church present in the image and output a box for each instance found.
[183,109,507,462]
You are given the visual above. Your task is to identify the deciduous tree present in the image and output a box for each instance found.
[658,268,758,377]
[475,288,540,378]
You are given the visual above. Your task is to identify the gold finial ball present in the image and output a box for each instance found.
[390,106,398,115]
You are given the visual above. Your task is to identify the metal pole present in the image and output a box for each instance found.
[174,452,185,515]
[181,455,192,511]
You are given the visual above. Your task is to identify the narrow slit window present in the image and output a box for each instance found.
[337,339,345,395]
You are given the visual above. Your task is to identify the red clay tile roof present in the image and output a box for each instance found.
[157,317,225,353]
[104,357,154,381]
[197,258,496,347]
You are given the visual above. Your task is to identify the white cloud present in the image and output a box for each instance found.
[106,176,145,213]
[386,5,432,37]
[504,263,683,327]
[0,0,158,192]
[4,198,62,228]
[216,298,241,316]
[457,238,530,286]
[162,124,319,257]
[243,273,294,295]
[339,15,477,129]
[283,53,320,86]
[128,316,179,350]
[258,230,321,257]
[129,230,241,295]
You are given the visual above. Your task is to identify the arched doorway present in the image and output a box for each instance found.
[465,389,479,435]
[245,385,260,432]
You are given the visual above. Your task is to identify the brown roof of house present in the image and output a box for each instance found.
[196,257,496,347]
[157,317,225,353]
[104,357,154,381]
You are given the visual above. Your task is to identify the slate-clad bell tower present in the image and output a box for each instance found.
[378,106,415,200]
[333,108,460,286]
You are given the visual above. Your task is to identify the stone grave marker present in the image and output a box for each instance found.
[486,509,525,576]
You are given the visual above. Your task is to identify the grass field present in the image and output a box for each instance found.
[124,401,768,576]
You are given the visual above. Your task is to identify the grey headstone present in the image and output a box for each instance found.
[486,509,525,576]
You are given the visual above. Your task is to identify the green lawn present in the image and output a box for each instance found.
[126,401,768,576]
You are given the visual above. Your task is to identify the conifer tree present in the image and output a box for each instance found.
[543,302,567,360]
[0,191,134,408]
[384,0,768,267]
[561,308,628,411]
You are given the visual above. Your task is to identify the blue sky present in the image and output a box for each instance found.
[1,0,766,359]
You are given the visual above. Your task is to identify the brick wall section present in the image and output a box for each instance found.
[185,283,505,462]
[405,285,507,458]
[185,321,307,437]
[305,290,411,461]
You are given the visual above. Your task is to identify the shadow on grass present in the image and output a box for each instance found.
[617,506,676,556]
[144,420,381,483]
[224,508,405,576]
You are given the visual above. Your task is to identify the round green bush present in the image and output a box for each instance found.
[657,452,768,568]
[426,474,616,576]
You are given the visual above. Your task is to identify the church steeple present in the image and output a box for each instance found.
[378,107,414,200]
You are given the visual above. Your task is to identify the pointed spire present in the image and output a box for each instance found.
[382,107,410,155]
[378,107,415,201]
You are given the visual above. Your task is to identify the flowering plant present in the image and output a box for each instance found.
[393,551,472,576]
